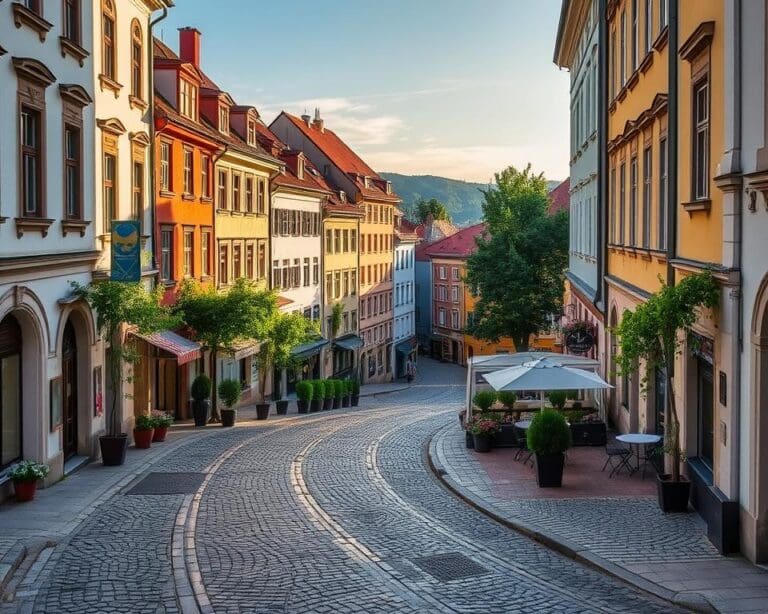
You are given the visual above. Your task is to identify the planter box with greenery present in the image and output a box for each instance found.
[473,390,497,413]
[191,374,212,427]
[332,379,345,409]
[296,380,312,414]
[341,379,352,407]
[218,379,241,426]
[151,411,172,442]
[565,410,607,446]
[527,409,571,487]
[350,379,360,407]
[310,380,325,412]
[133,414,155,449]
[9,461,50,502]
[322,379,335,410]
[469,417,500,453]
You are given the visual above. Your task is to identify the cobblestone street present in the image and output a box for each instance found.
[5,360,679,613]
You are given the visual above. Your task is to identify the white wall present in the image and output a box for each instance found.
[394,242,416,342]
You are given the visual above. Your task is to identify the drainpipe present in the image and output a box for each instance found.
[666,1,678,287]
[596,0,607,316]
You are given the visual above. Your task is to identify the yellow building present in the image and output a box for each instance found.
[463,285,516,362]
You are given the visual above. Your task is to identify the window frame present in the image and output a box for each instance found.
[183,147,193,196]
[642,145,652,248]
[183,229,194,278]
[692,75,710,201]
[101,0,117,82]
[658,137,668,249]
[130,19,143,101]
[63,0,81,46]
[160,226,174,282]
[201,228,211,277]
[63,124,81,219]
[629,155,638,246]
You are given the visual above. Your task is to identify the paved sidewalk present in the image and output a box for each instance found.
[429,421,768,613]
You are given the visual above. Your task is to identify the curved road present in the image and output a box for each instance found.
[32,361,678,613]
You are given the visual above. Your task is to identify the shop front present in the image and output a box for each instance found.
[331,334,362,379]
[395,338,417,378]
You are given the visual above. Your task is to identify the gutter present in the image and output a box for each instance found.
[595,0,608,315]
[666,1,678,287]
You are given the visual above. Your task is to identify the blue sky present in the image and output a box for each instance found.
[157,0,569,183]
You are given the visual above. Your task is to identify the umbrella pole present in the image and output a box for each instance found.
[540,390,545,410]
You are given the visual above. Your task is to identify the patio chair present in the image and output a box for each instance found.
[602,442,631,477]
[513,426,533,467]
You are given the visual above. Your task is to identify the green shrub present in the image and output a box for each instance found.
[333,379,345,397]
[527,409,571,455]
[218,379,242,409]
[322,379,336,399]
[312,380,326,401]
[497,391,517,409]
[565,389,579,400]
[349,378,360,395]
[135,414,155,431]
[296,380,313,401]
[9,460,49,482]
[547,390,568,411]
[191,374,211,401]
[152,411,173,428]
[473,390,497,412]
[564,410,585,424]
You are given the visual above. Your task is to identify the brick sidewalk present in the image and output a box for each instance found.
[429,421,768,613]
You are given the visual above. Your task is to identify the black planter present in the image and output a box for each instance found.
[493,424,519,448]
[310,399,321,412]
[323,398,333,411]
[192,399,210,427]
[534,453,565,487]
[657,474,691,512]
[99,434,128,466]
[569,422,607,446]
[473,433,493,453]
[465,431,474,449]
[221,409,236,427]
[256,404,271,420]
[333,397,341,409]
[341,395,350,408]
[351,395,359,407]
[297,400,309,414]
[275,400,289,416]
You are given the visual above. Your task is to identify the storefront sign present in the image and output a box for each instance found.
[111,220,141,281]
[565,329,595,354]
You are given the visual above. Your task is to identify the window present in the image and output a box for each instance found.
[451,309,459,330]
[658,138,668,249]
[610,167,617,242]
[645,0,653,53]
[313,257,319,285]
[102,0,116,80]
[131,21,143,100]
[219,244,229,285]
[659,0,667,30]
[218,105,229,134]
[439,266,447,280]
[451,286,459,303]
[245,176,254,213]
[326,273,333,299]
[20,107,42,217]
[293,259,301,287]
[257,179,265,214]
[179,79,198,120]
[201,155,210,198]
[631,0,638,71]
[629,156,637,246]
[217,170,227,209]
[620,10,627,86]
[132,161,143,220]
[692,77,710,200]
[161,229,173,281]
[351,230,357,252]
[303,258,310,287]
[103,153,116,225]
[343,270,350,296]
[325,229,333,253]
[351,270,357,295]
[63,0,81,44]
[619,162,626,244]
[232,173,241,212]
[610,29,617,99]
[183,230,193,277]
[258,242,266,279]
[334,229,341,253]
[642,146,652,248]
[247,120,256,146]
[201,229,211,276]
[183,148,193,195]
[343,229,349,252]
[438,308,446,326]
[246,244,254,279]
[334,271,341,298]
[160,142,171,192]
[64,126,80,219]
[452,267,459,280]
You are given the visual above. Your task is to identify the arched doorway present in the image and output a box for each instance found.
[0,315,22,469]
[750,277,768,562]
[62,320,78,459]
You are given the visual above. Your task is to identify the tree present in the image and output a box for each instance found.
[255,312,317,402]
[414,198,451,223]
[465,165,568,350]
[72,281,178,436]
[614,271,719,482]
[330,302,344,339]
[175,278,275,421]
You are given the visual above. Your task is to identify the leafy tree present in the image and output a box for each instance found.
[415,198,451,223]
[330,302,344,339]
[614,271,719,482]
[72,281,178,436]
[465,165,568,350]
[175,278,275,421]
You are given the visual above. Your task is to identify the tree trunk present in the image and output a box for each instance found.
[108,326,122,436]
[661,338,681,482]
[209,348,221,423]
[515,335,529,352]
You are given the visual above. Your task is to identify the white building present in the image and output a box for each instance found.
[0,0,101,491]
[392,213,419,378]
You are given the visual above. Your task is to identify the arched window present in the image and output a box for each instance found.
[102,0,116,80]
[0,314,22,469]
[131,20,143,99]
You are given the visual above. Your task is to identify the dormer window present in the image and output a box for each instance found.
[297,156,304,180]
[339,190,346,203]
[386,181,392,195]
[247,120,256,146]
[179,79,197,120]
[218,105,229,135]
[363,176,371,189]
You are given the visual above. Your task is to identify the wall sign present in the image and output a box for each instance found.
[111,220,141,281]
[565,329,595,354]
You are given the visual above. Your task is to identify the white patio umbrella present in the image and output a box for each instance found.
[482,357,612,409]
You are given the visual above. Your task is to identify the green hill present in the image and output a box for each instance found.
[380,173,561,226]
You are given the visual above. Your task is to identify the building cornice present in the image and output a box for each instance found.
[0,250,100,274]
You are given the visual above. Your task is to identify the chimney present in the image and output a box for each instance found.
[301,110,311,126]
[311,107,324,133]
[179,27,201,67]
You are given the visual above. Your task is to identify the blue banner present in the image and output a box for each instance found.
[111,220,141,282]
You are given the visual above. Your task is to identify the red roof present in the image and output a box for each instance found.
[419,223,487,260]
[548,178,570,214]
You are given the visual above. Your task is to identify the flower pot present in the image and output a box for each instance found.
[152,426,168,442]
[296,400,309,414]
[133,428,154,449]
[99,434,128,466]
[657,474,691,513]
[332,397,341,409]
[256,403,271,421]
[351,395,359,407]
[276,400,289,415]
[341,395,350,408]
[192,399,210,427]
[221,409,236,427]
[465,431,475,449]
[13,480,38,503]
[473,433,493,453]
[323,398,333,411]
[534,453,565,487]
[310,399,321,413]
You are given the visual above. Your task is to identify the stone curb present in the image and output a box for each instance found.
[426,424,717,614]
[359,383,411,398]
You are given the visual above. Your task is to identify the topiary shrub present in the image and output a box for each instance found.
[349,379,360,395]
[191,374,211,402]
[312,380,326,401]
[473,390,497,412]
[497,391,517,409]
[527,409,572,456]
[322,380,336,399]
[218,379,242,409]
[547,390,568,411]
[334,379,345,397]
[296,380,313,402]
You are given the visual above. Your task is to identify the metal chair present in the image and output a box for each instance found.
[513,427,533,467]
[602,442,631,477]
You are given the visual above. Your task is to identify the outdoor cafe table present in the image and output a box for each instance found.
[514,420,532,430]
[616,433,662,478]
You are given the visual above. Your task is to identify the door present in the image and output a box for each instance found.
[697,358,714,468]
[62,321,78,459]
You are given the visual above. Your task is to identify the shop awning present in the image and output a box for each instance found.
[396,339,416,356]
[135,330,201,365]
[228,340,260,361]
[292,337,328,359]
[333,334,363,351]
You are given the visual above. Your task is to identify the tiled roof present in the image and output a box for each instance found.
[420,223,487,259]
[395,216,419,242]
[548,178,570,214]
[154,93,223,147]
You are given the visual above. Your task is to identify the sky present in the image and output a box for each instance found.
[157,0,570,183]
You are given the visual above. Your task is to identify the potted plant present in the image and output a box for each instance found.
[547,390,567,411]
[615,271,719,512]
[527,409,571,487]
[332,380,344,409]
[566,410,607,446]
[191,374,212,427]
[350,378,360,407]
[218,379,242,427]
[310,380,324,412]
[497,391,517,410]
[72,281,177,465]
[295,380,312,414]
[322,379,335,410]
[9,461,50,502]
[275,386,290,416]
[473,390,497,412]
[469,417,500,453]
[341,379,352,408]
[133,414,155,449]
[151,411,173,442]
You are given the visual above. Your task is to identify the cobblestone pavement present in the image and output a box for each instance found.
[17,359,681,613]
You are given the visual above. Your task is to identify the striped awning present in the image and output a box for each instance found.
[135,330,201,365]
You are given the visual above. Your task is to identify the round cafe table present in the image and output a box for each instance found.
[615,433,662,478]
[514,420,532,430]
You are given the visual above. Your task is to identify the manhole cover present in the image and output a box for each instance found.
[410,552,490,583]
[126,472,205,495]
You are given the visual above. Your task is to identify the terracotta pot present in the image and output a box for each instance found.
[133,428,154,449]
[13,480,37,503]
[100,434,128,466]
[152,426,168,442]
